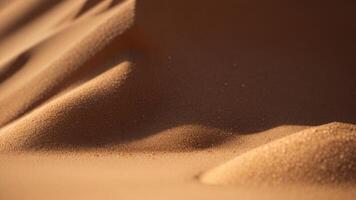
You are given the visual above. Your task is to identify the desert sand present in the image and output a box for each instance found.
[0,0,356,199]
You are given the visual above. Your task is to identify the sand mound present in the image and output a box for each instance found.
[200,122,356,186]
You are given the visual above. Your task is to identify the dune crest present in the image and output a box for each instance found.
[200,122,356,186]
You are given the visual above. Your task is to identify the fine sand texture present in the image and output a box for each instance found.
[0,0,356,199]
[200,123,356,186]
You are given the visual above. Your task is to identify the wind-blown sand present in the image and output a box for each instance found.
[0,0,356,199]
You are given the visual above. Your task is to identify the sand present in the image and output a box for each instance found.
[0,0,356,199]
[201,123,356,186]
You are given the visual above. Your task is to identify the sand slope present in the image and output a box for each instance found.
[201,123,356,186]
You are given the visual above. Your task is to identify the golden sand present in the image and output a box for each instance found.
[0,0,356,199]
[201,123,356,186]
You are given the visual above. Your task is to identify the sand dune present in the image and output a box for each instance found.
[0,0,356,199]
[201,122,356,186]
[1,0,356,152]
